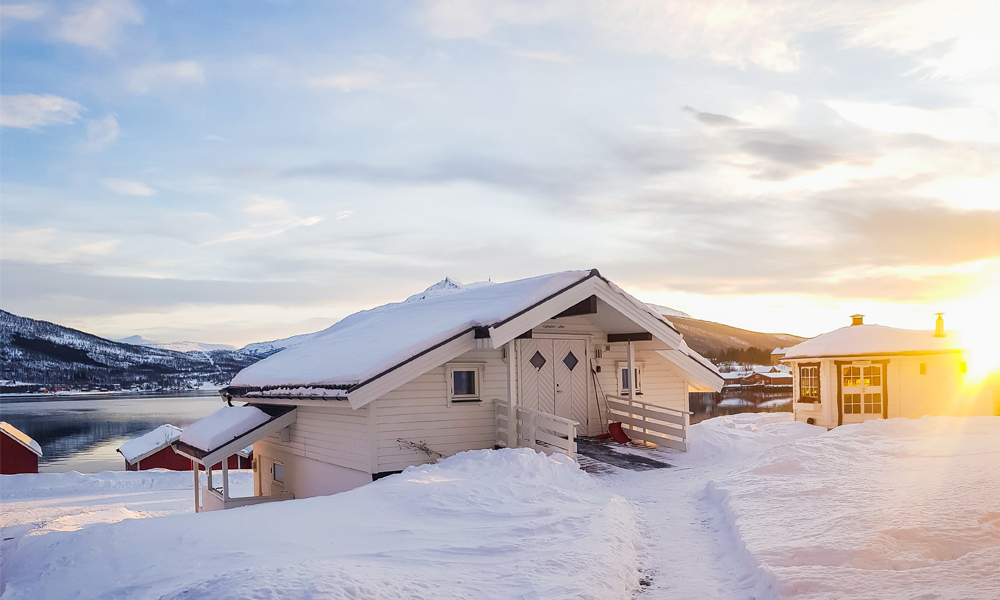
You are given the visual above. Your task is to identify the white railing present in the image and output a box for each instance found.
[606,395,689,451]
[495,400,510,448]
[495,401,578,460]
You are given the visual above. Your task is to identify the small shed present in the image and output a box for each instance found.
[119,424,253,472]
[783,314,997,428]
[1,422,43,474]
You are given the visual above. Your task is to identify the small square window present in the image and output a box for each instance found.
[446,363,483,404]
[273,462,284,483]
[453,370,476,396]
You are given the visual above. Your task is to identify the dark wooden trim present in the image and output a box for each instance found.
[607,332,654,343]
[372,470,402,480]
[515,330,533,339]
[798,362,821,402]
[474,327,490,339]
[554,295,598,319]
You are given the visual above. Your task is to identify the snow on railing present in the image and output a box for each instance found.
[606,395,689,452]
[495,401,578,460]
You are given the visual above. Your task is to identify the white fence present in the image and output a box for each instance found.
[495,401,578,460]
[606,395,689,451]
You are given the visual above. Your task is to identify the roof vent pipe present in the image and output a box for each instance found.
[934,313,946,337]
[850,314,864,326]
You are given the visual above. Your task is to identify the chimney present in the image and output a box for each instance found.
[850,314,864,326]
[934,313,945,337]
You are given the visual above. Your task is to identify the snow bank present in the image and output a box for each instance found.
[3,448,642,600]
[686,413,825,462]
[708,416,1000,600]
[177,405,269,451]
[118,424,182,463]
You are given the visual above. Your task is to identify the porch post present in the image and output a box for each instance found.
[192,460,200,513]
[222,458,230,502]
[627,341,635,402]
[507,340,518,448]
[206,464,213,490]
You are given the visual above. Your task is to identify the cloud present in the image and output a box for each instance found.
[206,195,323,245]
[104,179,154,196]
[307,72,380,92]
[84,113,119,151]
[420,0,1000,74]
[0,94,83,129]
[0,229,119,264]
[126,61,205,94]
[0,3,46,21]
[54,0,142,52]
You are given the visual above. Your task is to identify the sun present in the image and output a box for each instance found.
[950,286,1000,389]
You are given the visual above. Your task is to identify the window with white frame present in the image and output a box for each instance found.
[799,365,819,400]
[273,461,284,484]
[616,361,644,396]
[446,363,483,403]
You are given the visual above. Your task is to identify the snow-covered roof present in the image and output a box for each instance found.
[0,421,42,457]
[228,270,723,404]
[771,348,788,355]
[118,424,182,464]
[172,404,297,467]
[783,325,964,360]
[177,406,271,453]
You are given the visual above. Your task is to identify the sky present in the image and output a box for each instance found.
[1,0,998,347]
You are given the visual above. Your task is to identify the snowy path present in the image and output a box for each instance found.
[587,415,825,600]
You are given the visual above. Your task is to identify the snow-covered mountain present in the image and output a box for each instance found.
[238,331,320,357]
[1,311,260,389]
[115,335,236,353]
[645,303,692,319]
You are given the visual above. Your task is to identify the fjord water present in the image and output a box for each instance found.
[0,392,223,473]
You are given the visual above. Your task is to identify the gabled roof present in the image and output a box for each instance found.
[117,424,182,464]
[0,421,42,457]
[226,269,723,408]
[783,325,963,360]
[172,404,296,467]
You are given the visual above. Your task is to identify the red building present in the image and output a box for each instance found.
[1,422,43,474]
[118,424,251,471]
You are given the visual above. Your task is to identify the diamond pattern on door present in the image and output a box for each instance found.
[530,351,547,370]
[563,351,579,371]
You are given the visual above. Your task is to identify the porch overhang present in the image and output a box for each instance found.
[172,404,297,467]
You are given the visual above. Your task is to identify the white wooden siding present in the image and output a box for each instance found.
[374,348,506,473]
[530,315,690,437]
[258,403,370,473]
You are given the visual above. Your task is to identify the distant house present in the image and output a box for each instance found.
[783,314,998,428]
[1,422,43,474]
[770,348,788,365]
[172,270,723,510]
[741,371,793,388]
[118,424,252,471]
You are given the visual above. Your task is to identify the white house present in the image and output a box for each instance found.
[784,314,998,428]
[172,270,723,508]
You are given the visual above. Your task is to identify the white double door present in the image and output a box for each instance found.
[841,363,884,424]
[518,338,588,428]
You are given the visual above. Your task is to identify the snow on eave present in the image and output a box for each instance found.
[117,424,183,464]
[0,421,42,457]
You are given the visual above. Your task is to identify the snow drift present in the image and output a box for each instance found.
[2,449,641,600]
[708,415,1000,600]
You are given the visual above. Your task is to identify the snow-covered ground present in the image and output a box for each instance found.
[1,415,997,599]
[707,416,1000,600]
